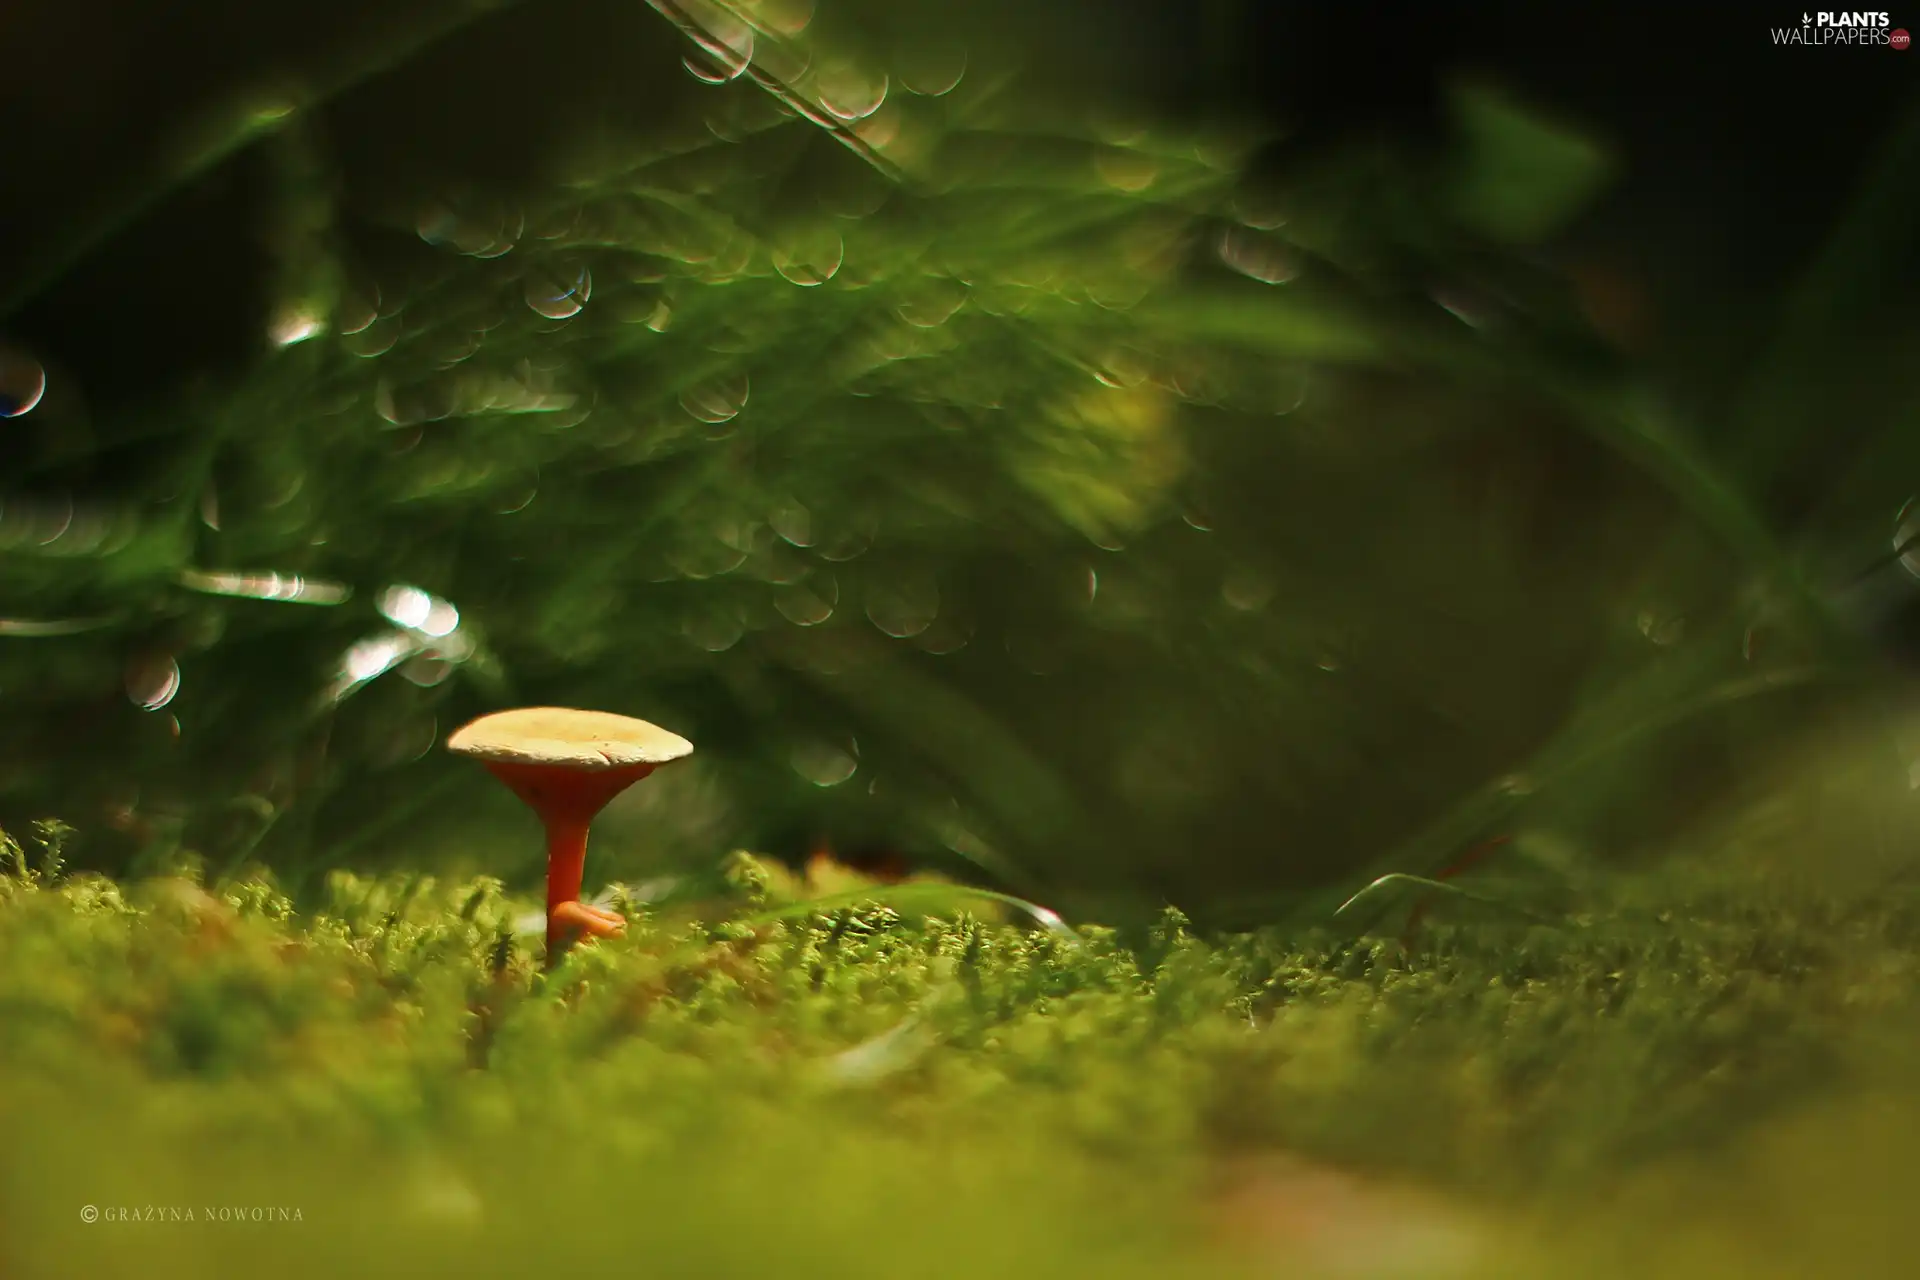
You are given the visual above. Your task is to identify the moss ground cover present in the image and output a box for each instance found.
[4,832,1920,1278]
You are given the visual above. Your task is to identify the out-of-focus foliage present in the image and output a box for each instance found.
[7,849,1920,1277]
[0,0,1916,923]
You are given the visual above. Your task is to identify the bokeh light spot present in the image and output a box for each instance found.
[898,45,966,96]
[770,501,814,547]
[815,63,888,121]
[269,307,326,347]
[123,654,181,712]
[776,583,835,627]
[791,738,858,787]
[681,7,754,83]
[866,574,939,638]
[525,264,592,320]
[0,349,48,418]
[773,230,844,286]
[680,373,750,424]
[1221,567,1274,612]
[1218,226,1298,284]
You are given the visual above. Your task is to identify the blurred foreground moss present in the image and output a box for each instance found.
[4,840,1920,1278]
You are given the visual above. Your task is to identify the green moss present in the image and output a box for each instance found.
[4,850,1920,1277]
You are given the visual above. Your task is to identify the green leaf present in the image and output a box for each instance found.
[1445,78,1615,244]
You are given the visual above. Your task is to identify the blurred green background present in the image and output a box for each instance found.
[1,0,1917,923]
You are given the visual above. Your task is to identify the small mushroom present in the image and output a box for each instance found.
[447,707,693,965]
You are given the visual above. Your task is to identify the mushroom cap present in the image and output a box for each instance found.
[446,707,694,771]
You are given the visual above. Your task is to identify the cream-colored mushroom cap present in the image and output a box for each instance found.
[446,707,694,771]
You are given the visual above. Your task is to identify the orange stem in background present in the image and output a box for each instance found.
[1401,834,1514,948]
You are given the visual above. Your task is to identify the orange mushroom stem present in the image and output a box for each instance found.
[482,759,656,957]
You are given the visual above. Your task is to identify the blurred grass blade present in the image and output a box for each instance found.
[0,0,527,324]
[1333,872,1552,923]
[1311,657,1837,925]
[645,0,909,183]
[739,881,1084,944]
[0,616,118,637]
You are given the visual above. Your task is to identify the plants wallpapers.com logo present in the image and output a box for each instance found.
[1771,11,1912,45]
